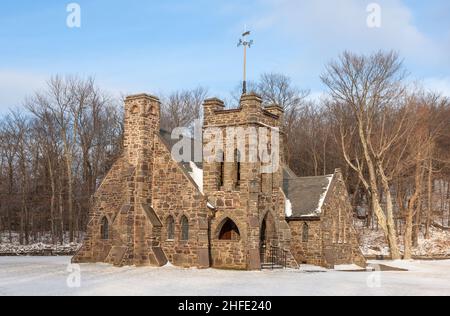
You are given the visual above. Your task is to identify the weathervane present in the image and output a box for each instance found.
[237,27,254,95]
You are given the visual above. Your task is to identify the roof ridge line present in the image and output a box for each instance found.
[287,174,334,180]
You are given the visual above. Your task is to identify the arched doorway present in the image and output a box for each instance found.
[260,212,277,263]
[218,218,241,241]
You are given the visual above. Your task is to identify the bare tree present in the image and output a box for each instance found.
[322,51,408,259]
[25,75,121,242]
[0,119,17,243]
[161,87,208,132]
[257,73,310,128]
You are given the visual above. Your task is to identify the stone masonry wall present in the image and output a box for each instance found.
[209,198,248,270]
[204,94,297,270]
[320,171,367,268]
[210,211,247,269]
[72,157,135,264]
[153,135,210,268]
[288,220,324,266]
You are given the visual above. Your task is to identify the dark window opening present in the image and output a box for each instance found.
[235,149,241,188]
[218,150,224,189]
[167,216,175,240]
[181,216,189,241]
[302,223,309,243]
[101,217,109,240]
[219,219,241,241]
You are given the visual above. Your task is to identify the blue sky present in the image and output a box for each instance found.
[0,0,449,112]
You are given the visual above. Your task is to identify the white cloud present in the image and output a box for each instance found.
[423,77,450,97]
[307,91,327,103]
[250,0,447,67]
[0,70,46,112]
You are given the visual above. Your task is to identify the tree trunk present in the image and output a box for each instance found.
[377,162,401,260]
[425,158,433,239]
[404,210,413,260]
[412,165,426,247]
[58,174,64,245]
[66,153,74,243]
[48,156,57,244]
[358,123,401,259]
[7,159,13,243]
[447,181,450,228]
[405,159,424,259]
[19,154,29,245]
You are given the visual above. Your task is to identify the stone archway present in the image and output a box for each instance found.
[260,212,278,263]
[218,218,241,241]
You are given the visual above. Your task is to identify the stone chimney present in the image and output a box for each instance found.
[124,94,161,166]
[203,98,225,124]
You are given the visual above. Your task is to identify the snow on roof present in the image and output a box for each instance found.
[207,202,216,210]
[188,161,203,193]
[315,175,333,214]
[285,198,293,218]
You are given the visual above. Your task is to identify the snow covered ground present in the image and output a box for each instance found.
[0,243,80,255]
[0,232,81,255]
[1,257,450,296]
[356,221,450,257]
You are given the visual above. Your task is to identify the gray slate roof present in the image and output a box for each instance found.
[283,174,334,218]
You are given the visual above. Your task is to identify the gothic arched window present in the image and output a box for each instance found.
[302,223,309,243]
[219,218,241,241]
[235,149,241,188]
[130,104,139,115]
[218,150,224,189]
[100,217,109,240]
[166,216,175,240]
[181,216,189,241]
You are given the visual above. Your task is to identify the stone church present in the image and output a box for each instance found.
[73,93,366,270]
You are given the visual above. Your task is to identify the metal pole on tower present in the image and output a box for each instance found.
[243,44,247,94]
[238,29,253,95]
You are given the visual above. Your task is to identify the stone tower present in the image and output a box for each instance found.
[203,93,296,270]
[123,94,160,166]
[73,94,167,267]
[122,94,167,266]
